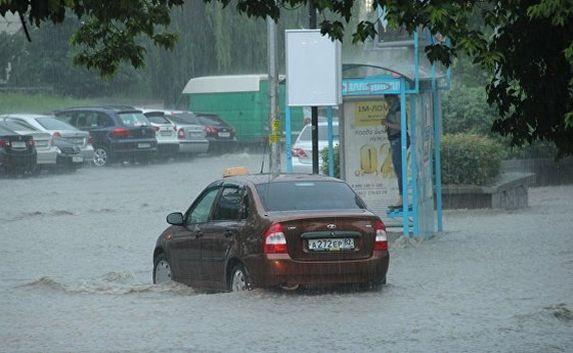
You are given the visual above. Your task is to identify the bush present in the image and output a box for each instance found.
[442,133,504,185]
[442,83,498,136]
[321,144,340,178]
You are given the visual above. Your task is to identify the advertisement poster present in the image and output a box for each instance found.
[343,99,400,212]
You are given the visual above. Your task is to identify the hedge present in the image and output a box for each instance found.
[441,133,504,185]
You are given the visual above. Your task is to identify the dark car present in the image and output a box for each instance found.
[194,114,237,152]
[54,106,157,166]
[152,173,389,291]
[0,125,37,175]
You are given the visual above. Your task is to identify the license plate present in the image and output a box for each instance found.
[138,143,151,149]
[218,132,231,138]
[308,238,355,252]
[72,156,83,163]
[160,131,171,136]
[11,141,26,148]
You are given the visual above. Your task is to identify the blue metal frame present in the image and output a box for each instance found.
[327,107,334,177]
[409,94,419,236]
[399,78,409,237]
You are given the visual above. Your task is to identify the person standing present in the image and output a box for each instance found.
[384,95,409,209]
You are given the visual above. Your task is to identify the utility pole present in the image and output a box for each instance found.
[267,10,280,176]
[309,2,319,174]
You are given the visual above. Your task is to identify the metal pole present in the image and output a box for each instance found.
[267,12,280,176]
[309,2,319,174]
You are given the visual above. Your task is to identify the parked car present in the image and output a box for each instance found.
[0,125,36,175]
[138,109,180,157]
[0,118,58,171]
[1,114,93,169]
[292,122,339,173]
[54,106,157,167]
[152,173,389,291]
[194,114,237,152]
[161,111,209,155]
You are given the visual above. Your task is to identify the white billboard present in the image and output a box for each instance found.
[285,29,342,107]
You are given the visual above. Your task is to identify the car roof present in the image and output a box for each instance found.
[222,173,343,187]
[57,105,141,113]
[0,113,53,119]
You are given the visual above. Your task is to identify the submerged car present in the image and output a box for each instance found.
[1,114,92,169]
[54,106,157,166]
[194,113,237,152]
[152,173,389,291]
[162,111,209,155]
[139,110,179,157]
[0,118,58,171]
[0,125,36,175]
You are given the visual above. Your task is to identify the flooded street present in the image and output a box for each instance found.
[1,153,572,353]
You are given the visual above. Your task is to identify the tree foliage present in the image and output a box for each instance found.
[1,0,572,154]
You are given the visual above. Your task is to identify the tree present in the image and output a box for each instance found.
[1,0,572,155]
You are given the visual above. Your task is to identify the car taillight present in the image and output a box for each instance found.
[27,139,35,147]
[291,147,307,158]
[153,126,160,132]
[51,131,61,145]
[177,128,186,139]
[204,126,218,135]
[111,127,130,138]
[263,222,288,254]
[373,219,388,251]
[0,139,6,148]
[87,133,94,145]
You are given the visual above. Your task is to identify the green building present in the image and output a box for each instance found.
[177,74,304,143]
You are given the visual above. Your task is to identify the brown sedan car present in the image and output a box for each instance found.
[152,174,389,291]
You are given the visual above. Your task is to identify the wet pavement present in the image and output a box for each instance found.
[1,153,572,352]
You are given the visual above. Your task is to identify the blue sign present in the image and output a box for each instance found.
[342,78,401,96]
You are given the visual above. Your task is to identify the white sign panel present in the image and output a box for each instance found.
[286,30,342,106]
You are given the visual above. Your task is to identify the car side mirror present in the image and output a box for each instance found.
[166,212,184,225]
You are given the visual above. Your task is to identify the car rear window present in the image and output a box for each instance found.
[167,113,200,125]
[0,125,15,135]
[255,181,364,212]
[298,125,339,142]
[118,112,150,127]
[145,115,172,125]
[1,119,37,132]
[197,115,224,126]
[35,117,76,130]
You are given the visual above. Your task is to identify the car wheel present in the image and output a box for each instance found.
[229,264,251,292]
[93,146,110,167]
[153,253,172,284]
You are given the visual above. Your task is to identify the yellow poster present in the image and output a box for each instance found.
[355,101,389,127]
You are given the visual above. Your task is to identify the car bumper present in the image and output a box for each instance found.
[157,142,179,154]
[111,140,158,155]
[246,251,389,288]
[37,148,58,165]
[178,140,209,154]
[81,145,94,162]
[0,151,36,170]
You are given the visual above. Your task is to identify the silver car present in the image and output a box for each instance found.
[161,111,209,155]
[139,109,180,157]
[292,121,339,173]
[1,114,94,164]
[0,117,58,168]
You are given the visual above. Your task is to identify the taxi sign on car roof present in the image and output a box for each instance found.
[223,166,249,178]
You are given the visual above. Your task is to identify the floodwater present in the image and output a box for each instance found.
[1,153,572,353]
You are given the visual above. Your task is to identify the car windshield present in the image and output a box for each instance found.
[167,113,200,125]
[255,181,364,212]
[298,124,339,142]
[35,117,76,130]
[1,119,38,132]
[118,112,150,127]
[145,114,172,125]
